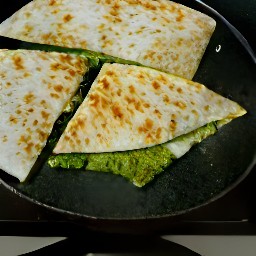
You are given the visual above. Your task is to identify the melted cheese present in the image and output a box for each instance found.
[0,0,216,79]
[0,50,88,181]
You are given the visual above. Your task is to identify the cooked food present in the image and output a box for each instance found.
[0,49,89,182]
[50,63,246,187]
[0,0,216,79]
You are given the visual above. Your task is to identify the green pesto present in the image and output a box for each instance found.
[86,145,174,187]
[48,145,174,187]
[48,153,87,169]
[47,122,218,187]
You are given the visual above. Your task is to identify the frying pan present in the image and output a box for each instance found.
[0,0,255,234]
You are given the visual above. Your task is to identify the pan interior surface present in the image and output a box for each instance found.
[0,0,255,220]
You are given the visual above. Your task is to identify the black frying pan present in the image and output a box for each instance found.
[0,0,255,234]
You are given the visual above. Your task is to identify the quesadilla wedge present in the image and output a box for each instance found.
[0,0,216,79]
[49,63,246,187]
[0,49,89,182]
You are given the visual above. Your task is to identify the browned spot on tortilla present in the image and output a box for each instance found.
[134,100,144,113]
[22,119,28,127]
[38,131,48,142]
[9,115,18,124]
[176,9,185,22]
[24,12,32,18]
[73,117,85,130]
[24,24,33,32]
[192,109,199,117]
[71,130,78,138]
[178,25,185,30]
[117,88,122,96]
[129,85,136,94]
[156,127,162,139]
[64,75,72,81]
[5,82,12,88]
[138,118,154,133]
[28,108,34,113]
[23,72,31,78]
[106,70,115,76]
[204,105,210,111]
[143,1,157,10]
[68,69,76,77]
[157,55,163,61]
[24,92,35,104]
[2,136,8,143]
[24,142,34,154]
[163,94,170,104]
[145,133,154,144]
[112,104,123,119]
[175,101,187,109]
[152,81,161,90]
[154,109,162,118]
[41,33,55,43]
[143,102,150,108]
[33,120,38,126]
[100,77,110,90]
[50,93,60,99]
[40,100,47,107]
[13,55,24,70]
[168,83,174,91]
[85,138,90,145]
[51,9,59,14]
[101,34,107,41]
[177,87,183,94]
[54,84,64,92]
[169,119,177,132]
[63,14,73,23]
[143,50,156,60]
[41,111,50,120]
[41,122,51,129]
[49,0,57,6]
[59,54,73,65]
[89,93,100,108]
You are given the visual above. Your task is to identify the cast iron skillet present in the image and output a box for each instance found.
[0,0,255,233]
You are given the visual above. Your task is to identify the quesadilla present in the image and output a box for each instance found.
[49,63,246,187]
[0,0,216,79]
[0,49,89,182]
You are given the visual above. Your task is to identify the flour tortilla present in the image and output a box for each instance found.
[53,63,246,154]
[0,49,88,181]
[0,0,216,79]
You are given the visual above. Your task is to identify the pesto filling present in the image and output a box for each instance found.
[48,122,218,187]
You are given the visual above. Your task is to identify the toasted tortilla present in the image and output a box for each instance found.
[0,0,216,79]
[53,63,246,154]
[0,49,88,181]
